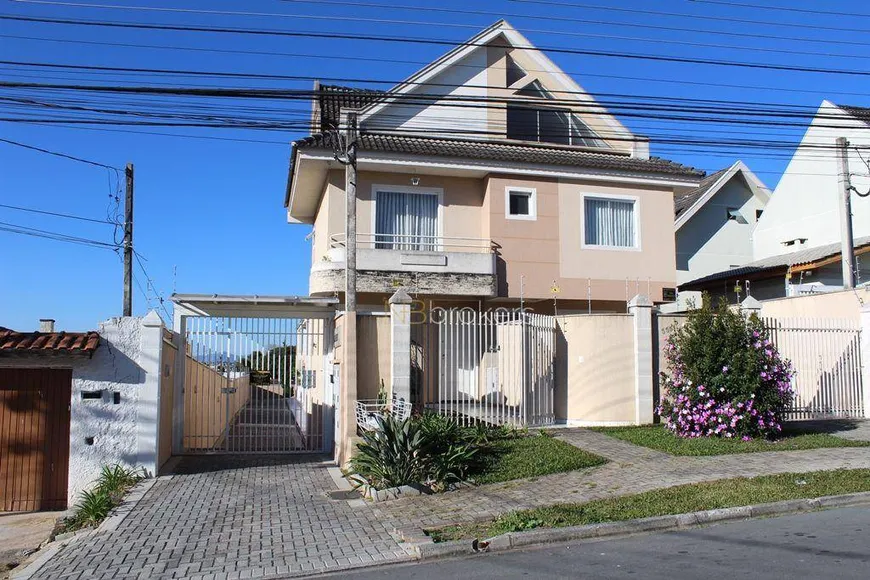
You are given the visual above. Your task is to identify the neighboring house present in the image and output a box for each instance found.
[0,314,169,512]
[753,101,870,260]
[664,161,771,311]
[680,236,870,303]
[285,20,704,312]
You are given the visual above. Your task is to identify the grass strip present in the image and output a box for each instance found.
[429,468,870,542]
[473,434,607,485]
[592,424,870,456]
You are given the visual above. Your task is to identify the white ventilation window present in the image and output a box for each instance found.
[506,187,537,220]
[505,55,526,86]
[584,197,638,248]
[727,208,748,224]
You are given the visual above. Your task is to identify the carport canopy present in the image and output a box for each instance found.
[171,294,339,329]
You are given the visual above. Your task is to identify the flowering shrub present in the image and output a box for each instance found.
[657,296,794,440]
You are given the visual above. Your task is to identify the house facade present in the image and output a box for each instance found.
[285,20,704,313]
[665,161,770,311]
[753,101,870,260]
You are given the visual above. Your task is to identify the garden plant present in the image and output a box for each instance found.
[658,295,794,440]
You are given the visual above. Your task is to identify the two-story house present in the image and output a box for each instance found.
[284,20,705,313]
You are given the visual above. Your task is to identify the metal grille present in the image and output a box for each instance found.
[181,316,331,454]
[763,317,864,419]
[412,308,556,427]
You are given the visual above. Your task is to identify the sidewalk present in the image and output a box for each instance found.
[369,428,870,533]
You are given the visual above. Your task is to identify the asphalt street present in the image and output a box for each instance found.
[320,506,870,579]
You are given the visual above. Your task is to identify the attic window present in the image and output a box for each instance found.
[515,80,553,99]
[726,208,748,224]
[506,55,526,86]
[756,209,764,220]
[506,105,607,147]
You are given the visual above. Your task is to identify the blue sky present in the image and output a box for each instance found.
[1,0,868,330]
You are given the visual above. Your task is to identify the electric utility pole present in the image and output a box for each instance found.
[345,112,358,313]
[836,137,856,289]
[123,162,134,316]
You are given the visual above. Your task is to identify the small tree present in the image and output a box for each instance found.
[658,295,794,440]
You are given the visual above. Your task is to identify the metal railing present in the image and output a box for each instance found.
[330,232,494,253]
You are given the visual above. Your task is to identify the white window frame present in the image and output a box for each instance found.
[505,186,537,221]
[371,184,444,250]
[580,193,641,252]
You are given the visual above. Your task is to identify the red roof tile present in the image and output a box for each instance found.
[0,327,100,356]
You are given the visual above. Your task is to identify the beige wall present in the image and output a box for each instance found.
[311,170,678,304]
[182,357,251,451]
[759,288,869,322]
[357,315,391,401]
[158,334,177,472]
[555,314,636,424]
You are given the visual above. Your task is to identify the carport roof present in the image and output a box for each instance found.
[171,294,339,318]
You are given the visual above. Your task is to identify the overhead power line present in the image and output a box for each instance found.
[279,0,870,49]
[509,0,870,34]
[0,220,120,249]
[0,136,119,169]
[6,13,870,78]
[688,0,870,20]
[10,0,870,61]
[0,202,117,225]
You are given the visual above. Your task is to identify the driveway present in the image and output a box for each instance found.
[29,456,410,580]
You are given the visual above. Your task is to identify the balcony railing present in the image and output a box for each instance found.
[329,233,494,254]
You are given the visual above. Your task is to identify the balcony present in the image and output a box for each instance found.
[310,233,497,297]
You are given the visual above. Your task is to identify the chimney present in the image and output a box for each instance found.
[39,319,56,333]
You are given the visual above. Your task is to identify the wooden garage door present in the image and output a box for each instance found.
[0,368,72,512]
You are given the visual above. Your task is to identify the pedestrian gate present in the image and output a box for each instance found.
[181,316,332,453]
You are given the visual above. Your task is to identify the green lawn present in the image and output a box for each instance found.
[428,468,870,542]
[592,424,870,456]
[472,434,607,485]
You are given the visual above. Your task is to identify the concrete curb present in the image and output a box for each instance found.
[10,529,94,580]
[99,477,159,533]
[415,491,870,560]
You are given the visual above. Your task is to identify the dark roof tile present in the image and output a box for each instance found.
[295,132,705,178]
[674,167,729,218]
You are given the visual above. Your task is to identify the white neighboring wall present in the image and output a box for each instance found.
[364,48,489,138]
[754,101,870,260]
[1,313,164,506]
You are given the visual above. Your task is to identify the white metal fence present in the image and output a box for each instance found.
[412,308,556,427]
[181,316,332,453]
[763,317,864,419]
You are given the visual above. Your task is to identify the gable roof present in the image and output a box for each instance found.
[294,132,705,177]
[680,235,870,290]
[673,160,770,230]
[0,327,100,356]
[314,84,384,132]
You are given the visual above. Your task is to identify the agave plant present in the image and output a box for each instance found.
[351,415,427,490]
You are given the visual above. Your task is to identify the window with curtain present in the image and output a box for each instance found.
[375,190,440,251]
[584,197,637,248]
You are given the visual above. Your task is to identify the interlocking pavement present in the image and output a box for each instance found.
[31,456,410,580]
[29,423,870,579]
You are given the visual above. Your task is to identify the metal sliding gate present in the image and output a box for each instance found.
[763,317,864,419]
[181,316,331,454]
[412,308,556,427]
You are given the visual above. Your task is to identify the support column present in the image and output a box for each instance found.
[740,296,763,318]
[339,313,358,466]
[389,289,413,404]
[629,295,654,425]
[861,304,870,419]
[137,311,163,477]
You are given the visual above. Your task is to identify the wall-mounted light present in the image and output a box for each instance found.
[411,176,420,186]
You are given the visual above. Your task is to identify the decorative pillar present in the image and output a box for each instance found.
[389,288,413,404]
[740,295,763,317]
[862,304,870,419]
[628,294,654,425]
[137,311,164,477]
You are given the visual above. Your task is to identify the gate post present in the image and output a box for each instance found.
[861,304,870,419]
[740,296,762,318]
[138,311,163,477]
[629,295,654,425]
[389,289,413,405]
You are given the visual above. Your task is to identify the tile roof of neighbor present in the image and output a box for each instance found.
[680,235,870,289]
[295,132,706,177]
[0,327,100,356]
[674,167,729,218]
[316,84,384,132]
[838,104,870,125]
